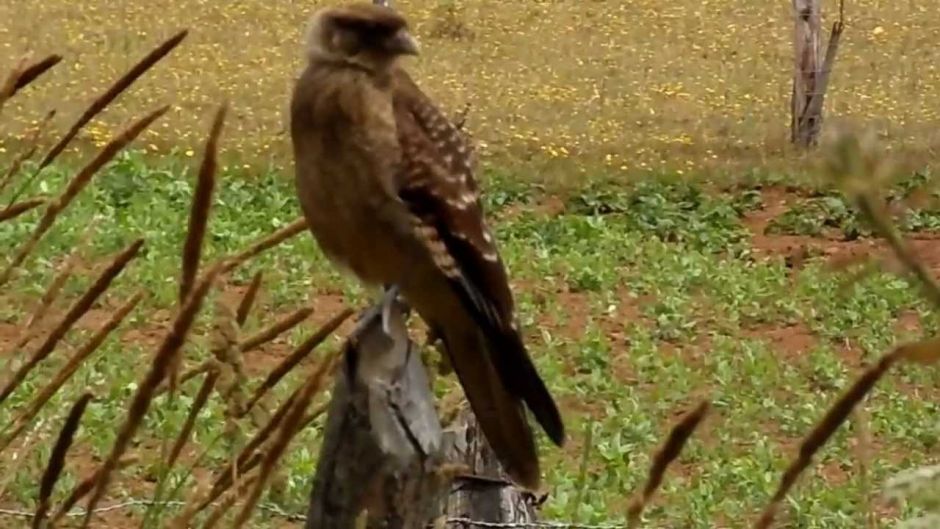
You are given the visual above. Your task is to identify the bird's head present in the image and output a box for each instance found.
[305,3,419,72]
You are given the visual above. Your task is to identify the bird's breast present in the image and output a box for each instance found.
[297,165,419,288]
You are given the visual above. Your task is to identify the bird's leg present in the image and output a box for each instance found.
[351,284,404,339]
[379,284,400,336]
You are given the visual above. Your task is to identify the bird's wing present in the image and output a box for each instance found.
[391,71,514,335]
[390,69,565,449]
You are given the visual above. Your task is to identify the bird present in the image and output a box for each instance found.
[289,2,565,489]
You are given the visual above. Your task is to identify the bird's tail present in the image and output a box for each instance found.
[489,327,566,448]
[441,327,542,489]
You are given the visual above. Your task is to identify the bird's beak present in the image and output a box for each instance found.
[387,28,420,56]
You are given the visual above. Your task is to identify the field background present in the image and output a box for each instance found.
[2,0,939,176]
[1,1,939,528]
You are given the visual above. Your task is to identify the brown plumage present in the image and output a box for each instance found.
[290,2,564,489]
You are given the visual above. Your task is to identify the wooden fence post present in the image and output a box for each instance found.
[791,0,845,148]
[304,301,543,529]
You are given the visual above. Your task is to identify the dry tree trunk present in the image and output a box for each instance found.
[791,0,845,148]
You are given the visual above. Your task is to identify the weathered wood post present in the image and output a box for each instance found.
[791,0,845,148]
[304,301,541,529]
[304,300,450,528]
[441,408,540,525]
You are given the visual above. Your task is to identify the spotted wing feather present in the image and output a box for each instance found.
[391,70,565,447]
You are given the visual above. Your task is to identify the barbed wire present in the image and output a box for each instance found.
[445,519,624,529]
[0,498,628,528]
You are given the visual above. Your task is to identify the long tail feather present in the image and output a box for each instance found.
[441,328,541,489]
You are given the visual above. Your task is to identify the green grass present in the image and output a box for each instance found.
[1,151,938,527]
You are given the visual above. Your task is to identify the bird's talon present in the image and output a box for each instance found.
[380,284,400,336]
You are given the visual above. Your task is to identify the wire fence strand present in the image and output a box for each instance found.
[0,498,629,528]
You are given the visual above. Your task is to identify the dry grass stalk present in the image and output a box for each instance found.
[857,193,940,310]
[0,292,142,455]
[0,416,44,500]
[3,234,60,353]
[0,105,168,287]
[0,239,143,406]
[236,271,263,327]
[24,238,84,332]
[199,470,260,529]
[225,386,298,481]
[573,424,594,519]
[0,55,27,111]
[853,404,877,529]
[219,216,307,274]
[35,30,187,174]
[179,102,226,304]
[9,54,63,96]
[298,400,329,432]
[231,350,339,528]
[0,54,62,110]
[754,352,900,529]
[895,334,940,365]
[152,270,264,400]
[32,392,92,529]
[7,220,98,356]
[78,262,222,529]
[241,308,351,417]
[47,455,137,527]
[154,358,212,399]
[826,132,940,309]
[627,400,710,527]
[0,109,56,195]
[165,369,219,472]
[170,452,265,528]
[0,197,44,223]
[238,305,314,353]
[208,300,252,438]
[191,385,302,517]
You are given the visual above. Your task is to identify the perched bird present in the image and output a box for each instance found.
[290,2,564,488]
